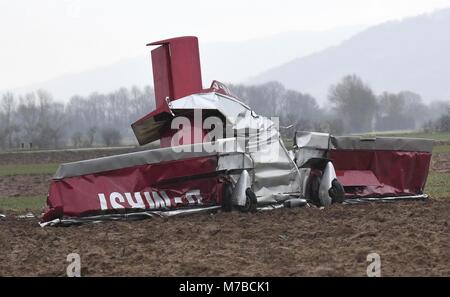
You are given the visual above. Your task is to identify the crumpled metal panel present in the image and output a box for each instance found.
[55,138,243,179]
[330,136,434,152]
[295,148,327,187]
[294,131,330,149]
[40,206,222,227]
[250,139,301,204]
[170,92,253,123]
[343,194,428,204]
[295,148,328,168]
[44,89,303,222]
[217,154,253,172]
[294,132,330,195]
[170,92,302,204]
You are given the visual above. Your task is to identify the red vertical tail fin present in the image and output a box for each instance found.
[132,36,205,146]
[148,36,203,108]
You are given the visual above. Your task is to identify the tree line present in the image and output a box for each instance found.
[1,74,449,150]
[0,87,154,150]
[230,74,449,137]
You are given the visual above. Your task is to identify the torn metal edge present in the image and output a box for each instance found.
[343,194,429,204]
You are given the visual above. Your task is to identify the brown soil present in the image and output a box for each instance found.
[1,199,450,276]
[432,153,450,173]
[0,147,148,166]
[0,147,150,198]
[0,174,52,197]
[0,147,449,276]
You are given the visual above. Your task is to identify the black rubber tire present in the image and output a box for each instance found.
[306,173,322,206]
[222,182,233,212]
[239,188,258,213]
[329,179,345,203]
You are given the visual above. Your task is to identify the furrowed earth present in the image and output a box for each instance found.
[1,144,449,276]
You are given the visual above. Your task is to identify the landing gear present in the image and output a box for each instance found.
[239,188,258,213]
[221,182,233,212]
[305,170,322,206]
[305,162,345,206]
[221,181,257,213]
[329,179,345,203]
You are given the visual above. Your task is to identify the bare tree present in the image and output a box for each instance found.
[16,92,40,147]
[328,75,377,133]
[101,127,121,146]
[0,82,443,152]
[86,126,97,147]
[375,91,418,131]
[71,131,83,147]
[0,92,18,149]
[46,102,67,148]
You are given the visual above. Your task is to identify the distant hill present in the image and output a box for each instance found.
[252,8,450,104]
[4,26,363,101]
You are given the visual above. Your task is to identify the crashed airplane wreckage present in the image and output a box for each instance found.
[41,36,434,226]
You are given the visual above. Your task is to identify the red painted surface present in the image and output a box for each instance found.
[133,36,212,147]
[42,156,224,222]
[335,170,381,186]
[151,44,173,109]
[148,36,203,107]
[329,150,432,198]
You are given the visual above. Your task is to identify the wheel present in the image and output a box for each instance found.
[222,182,233,212]
[305,171,322,206]
[329,179,345,203]
[239,188,258,213]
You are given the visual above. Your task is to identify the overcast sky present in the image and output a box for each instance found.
[1,0,450,89]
